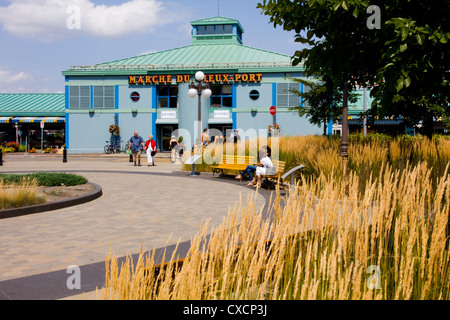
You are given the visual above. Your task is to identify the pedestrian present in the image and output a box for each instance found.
[128,131,145,166]
[233,129,240,143]
[201,128,210,146]
[145,134,157,166]
[169,135,179,161]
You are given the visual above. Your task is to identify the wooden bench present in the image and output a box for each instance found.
[261,159,286,187]
[211,154,256,178]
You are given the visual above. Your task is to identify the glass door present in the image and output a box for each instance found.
[160,125,178,152]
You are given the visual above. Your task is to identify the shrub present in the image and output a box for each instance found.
[5,141,18,151]
[0,172,88,187]
[18,144,27,152]
[3,147,16,153]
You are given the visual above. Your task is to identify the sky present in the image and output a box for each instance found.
[0,0,303,93]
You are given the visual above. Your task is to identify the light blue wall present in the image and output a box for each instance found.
[118,86,152,110]
[277,112,322,136]
[68,113,115,153]
[235,83,272,109]
[119,113,154,143]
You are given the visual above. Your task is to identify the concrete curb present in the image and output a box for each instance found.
[0,182,103,220]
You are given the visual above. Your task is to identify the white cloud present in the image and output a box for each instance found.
[0,69,32,83]
[137,49,157,56]
[0,0,176,42]
[0,68,33,92]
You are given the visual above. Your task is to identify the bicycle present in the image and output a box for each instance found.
[104,140,123,154]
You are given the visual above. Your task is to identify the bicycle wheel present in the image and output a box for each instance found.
[104,145,112,154]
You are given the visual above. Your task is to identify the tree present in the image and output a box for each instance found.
[371,3,450,137]
[257,0,450,141]
[257,0,383,158]
[289,75,358,136]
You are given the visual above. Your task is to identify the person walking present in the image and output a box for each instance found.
[128,131,145,166]
[145,134,157,166]
[169,135,179,162]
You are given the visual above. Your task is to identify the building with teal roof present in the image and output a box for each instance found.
[61,16,325,153]
[0,93,65,149]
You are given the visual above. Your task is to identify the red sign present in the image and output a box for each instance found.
[270,106,277,116]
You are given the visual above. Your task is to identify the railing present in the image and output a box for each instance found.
[69,61,301,71]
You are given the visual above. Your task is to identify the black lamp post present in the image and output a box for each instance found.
[341,82,349,160]
[188,71,212,147]
[188,71,212,175]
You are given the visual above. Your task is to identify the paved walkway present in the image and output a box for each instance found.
[0,153,268,300]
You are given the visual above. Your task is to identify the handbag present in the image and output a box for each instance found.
[151,151,156,156]
[265,166,277,176]
[125,149,132,155]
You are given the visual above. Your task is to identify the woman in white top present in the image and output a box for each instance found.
[249,146,273,187]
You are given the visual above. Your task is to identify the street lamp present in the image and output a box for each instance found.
[188,71,212,147]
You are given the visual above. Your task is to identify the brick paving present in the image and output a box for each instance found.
[0,153,267,300]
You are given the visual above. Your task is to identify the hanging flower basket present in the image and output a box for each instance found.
[268,124,280,137]
[109,125,120,136]
[268,123,280,131]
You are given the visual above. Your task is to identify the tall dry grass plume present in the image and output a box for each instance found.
[0,178,47,210]
[102,161,450,300]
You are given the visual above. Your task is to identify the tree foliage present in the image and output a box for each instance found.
[257,0,450,135]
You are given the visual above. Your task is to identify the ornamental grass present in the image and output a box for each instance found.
[101,161,450,300]
[0,178,47,210]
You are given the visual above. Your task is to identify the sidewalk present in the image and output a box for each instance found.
[0,154,267,300]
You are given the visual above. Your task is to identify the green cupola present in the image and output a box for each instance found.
[191,16,244,45]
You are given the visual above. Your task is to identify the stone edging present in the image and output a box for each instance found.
[0,182,103,220]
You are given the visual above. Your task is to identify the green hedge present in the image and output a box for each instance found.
[0,172,88,186]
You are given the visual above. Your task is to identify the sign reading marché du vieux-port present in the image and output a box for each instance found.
[128,73,263,85]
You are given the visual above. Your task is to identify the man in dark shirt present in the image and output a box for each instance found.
[128,131,145,166]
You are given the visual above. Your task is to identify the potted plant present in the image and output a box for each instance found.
[109,125,120,136]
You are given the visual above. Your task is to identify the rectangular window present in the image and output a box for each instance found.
[224,24,233,34]
[215,25,224,34]
[197,25,206,35]
[206,25,215,34]
[69,86,90,109]
[210,84,233,108]
[93,86,115,109]
[158,85,178,108]
[277,83,300,107]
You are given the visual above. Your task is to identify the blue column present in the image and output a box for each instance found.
[90,85,94,109]
[272,83,277,124]
[152,86,157,137]
[115,85,119,126]
[232,84,237,130]
[65,85,70,149]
